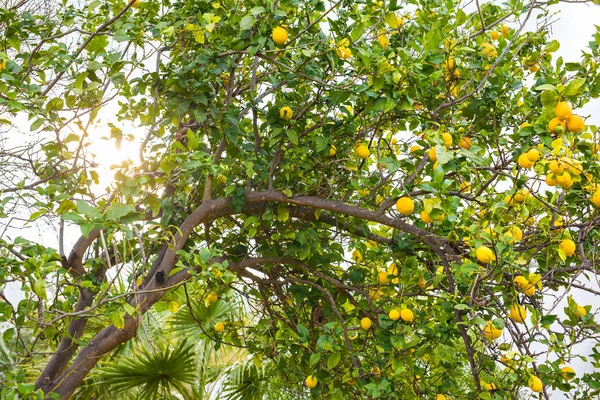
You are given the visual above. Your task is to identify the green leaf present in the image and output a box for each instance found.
[309,353,321,367]
[424,23,443,51]
[540,90,558,107]
[564,78,586,96]
[232,187,246,213]
[240,15,256,31]
[186,129,198,150]
[385,13,399,28]
[104,204,135,220]
[327,352,341,369]
[33,279,47,300]
[297,324,310,342]
[76,200,95,217]
[111,311,125,329]
[534,84,557,92]
[30,118,44,131]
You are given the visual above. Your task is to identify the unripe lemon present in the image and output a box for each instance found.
[554,101,572,121]
[483,321,502,340]
[556,172,572,188]
[442,132,452,147]
[559,239,576,257]
[400,308,414,322]
[356,144,370,159]
[328,145,336,156]
[591,189,600,207]
[428,147,437,162]
[360,317,372,330]
[279,106,293,120]
[518,153,534,168]
[490,30,499,40]
[567,115,585,133]
[549,160,565,174]
[561,366,575,380]
[396,197,415,215]
[420,211,433,223]
[509,304,527,323]
[206,292,218,303]
[272,27,288,45]
[215,322,225,333]
[459,137,472,149]
[549,117,566,133]
[476,246,495,264]
[526,148,540,162]
[574,305,587,318]
[305,375,318,388]
[389,309,400,321]
[528,376,543,393]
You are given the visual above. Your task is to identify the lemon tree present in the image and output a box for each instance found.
[0,0,600,399]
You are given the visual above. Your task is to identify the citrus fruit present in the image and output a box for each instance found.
[396,197,415,215]
[272,27,288,45]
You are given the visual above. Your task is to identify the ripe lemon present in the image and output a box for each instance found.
[514,276,529,289]
[482,380,497,390]
[476,246,495,264]
[272,27,288,45]
[556,172,572,188]
[445,57,455,70]
[378,271,390,285]
[490,30,499,40]
[517,153,534,168]
[529,63,540,72]
[504,226,523,243]
[574,305,587,318]
[377,33,390,49]
[548,117,566,133]
[459,137,472,149]
[528,376,543,393]
[436,395,446,400]
[442,132,452,147]
[501,24,509,37]
[428,147,437,162]
[520,122,532,129]
[460,181,471,192]
[420,211,433,223]
[523,285,536,296]
[559,239,576,257]
[336,46,352,58]
[483,321,502,340]
[591,189,600,207]
[513,189,529,203]
[526,149,540,162]
[280,106,293,120]
[389,309,400,321]
[356,144,370,158]
[360,317,372,330]
[131,0,140,7]
[561,366,575,380]
[396,197,415,215]
[480,42,497,58]
[328,145,336,156]
[215,322,225,333]
[305,375,318,388]
[567,115,585,133]
[549,160,565,174]
[352,249,363,262]
[546,174,557,186]
[554,101,572,121]
[409,145,422,154]
[400,308,414,322]
[206,292,218,303]
[509,304,527,323]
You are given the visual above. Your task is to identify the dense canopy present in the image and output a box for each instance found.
[1,0,600,399]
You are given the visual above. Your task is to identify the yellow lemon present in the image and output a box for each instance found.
[546,174,557,186]
[549,160,565,174]
[206,292,218,303]
[396,197,415,215]
[490,30,499,40]
[442,132,453,147]
[567,115,585,133]
[131,0,140,7]
[509,304,527,323]
[400,308,414,322]
[328,145,336,156]
[279,106,293,120]
[561,366,575,380]
[513,189,529,203]
[574,305,587,318]
[336,46,351,58]
[360,317,372,330]
[549,117,567,133]
[480,42,497,58]
[559,239,576,257]
[305,375,318,388]
[352,249,363,262]
[420,211,434,223]
[501,24,509,37]
[356,144,370,159]
[482,380,497,390]
[591,189,600,207]
[378,271,390,285]
[215,322,225,333]
[518,153,534,168]
[554,101,572,121]
[436,395,446,400]
[272,27,288,45]
[476,246,495,264]
[459,137,472,149]
[389,309,400,321]
[556,172,572,188]
[526,149,540,162]
[428,146,437,162]
[483,321,502,340]
[528,376,543,393]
